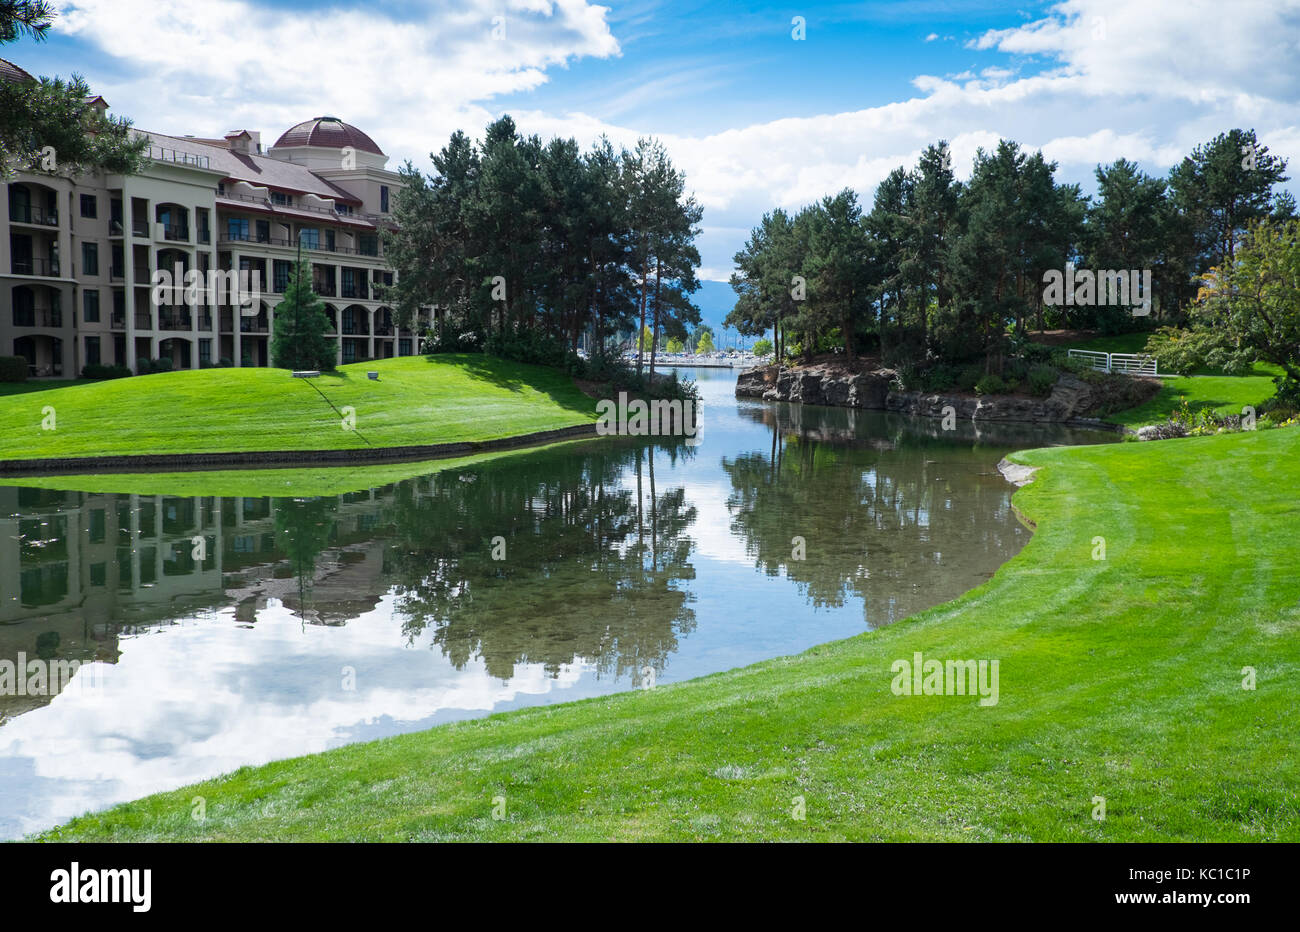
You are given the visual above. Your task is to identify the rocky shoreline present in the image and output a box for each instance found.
[735,363,1126,429]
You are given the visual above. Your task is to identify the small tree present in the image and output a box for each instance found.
[272,261,335,371]
[665,336,684,354]
[752,338,773,356]
[696,330,715,355]
[1195,219,1300,397]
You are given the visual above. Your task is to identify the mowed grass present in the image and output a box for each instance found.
[0,355,597,462]
[1107,374,1277,428]
[2,438,599,498]
[41,426,1300,842]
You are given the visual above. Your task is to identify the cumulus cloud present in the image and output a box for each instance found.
[51,0,1300,280]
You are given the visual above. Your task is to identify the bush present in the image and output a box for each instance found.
[136,357,175,376]
[956,365,984,392]
[0,356,28,382]
[1027,364,1059,397]
[974,372,1007,396]
[919,364,958,393]
[218,357,234,368]
[81,363,131,380]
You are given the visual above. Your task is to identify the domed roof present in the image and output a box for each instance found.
[273,116,383,156]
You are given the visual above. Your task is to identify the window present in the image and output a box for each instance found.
[83,290,100,323]
[271,191,292,206]
[80,194,97,218]
[399,338,411,356]
[199,339,211,365]
[90,563,107,587]
[256,219,270,243]
[217,182,225,196]
[342,341,357,363]
[85,335,101,366]
[334,204,353,216]
[81,242,99,276]
[380,185,389,213]
[111,243,124,278]
[325,229,335,251]
[299,228,319,249]
[359,234,378,256]
[227,217,249,240]
[273,260,291,293]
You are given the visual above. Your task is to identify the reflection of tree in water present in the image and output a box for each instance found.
[723,406,1030,625]
[274,496,339,619]
[383,440,699,684]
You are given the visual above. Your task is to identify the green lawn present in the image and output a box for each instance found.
[0,378,94,397]
[1106,373,1277,428]
[3,439,597,498]
[0,355,597,462]
[40,425,1300,842]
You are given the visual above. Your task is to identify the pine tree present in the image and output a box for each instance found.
[272,261,334,371]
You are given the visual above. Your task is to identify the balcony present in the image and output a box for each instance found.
[11,257,60,277]
[198,314,214,330]
[374,324,393,336]
[240,317,268,334]
[148,145,210,169]
[11,309,63,328]
[110,312,125,330]
[219,312,234,332]
[315,281,337,298]
[9,204,58,226]
[135,312,154,329]
[132,220,149,237]
[110,265,125,281]
[158,312,192,331]
[160,224,190,242]
[133,267,152,284]
[197,229,211,245]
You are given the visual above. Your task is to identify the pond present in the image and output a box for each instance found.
[0,368,1112,837]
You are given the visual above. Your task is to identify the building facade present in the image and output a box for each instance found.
[2,60,424,378]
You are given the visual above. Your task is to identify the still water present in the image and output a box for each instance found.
[0,368,1110,837]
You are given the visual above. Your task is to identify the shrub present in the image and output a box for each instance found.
[0,356,28,382]
[218,357,234,368]
[919,364,958,393]
[956,365,984,392]
[974,372,1007,396]
[81,363,131,380]
[1027,364,1059,397]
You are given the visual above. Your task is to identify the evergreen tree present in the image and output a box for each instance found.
[272,261,334,371]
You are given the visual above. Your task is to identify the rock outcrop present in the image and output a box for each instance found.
[736,364,1107,425]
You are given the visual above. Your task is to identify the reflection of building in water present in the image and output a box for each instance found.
[0,484,422,722]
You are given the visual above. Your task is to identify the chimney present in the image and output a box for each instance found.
[224,130,258,155]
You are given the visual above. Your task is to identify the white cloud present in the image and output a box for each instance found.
[51,0,1300,282]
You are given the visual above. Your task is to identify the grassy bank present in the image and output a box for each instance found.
[40,425,1300,842]
[0,355,597,462]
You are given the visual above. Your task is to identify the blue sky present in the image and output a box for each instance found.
[12,1,1300,331]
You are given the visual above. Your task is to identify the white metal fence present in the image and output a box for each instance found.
[1067,348,1159,376]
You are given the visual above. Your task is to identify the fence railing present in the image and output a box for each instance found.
[1068,348,1160,377]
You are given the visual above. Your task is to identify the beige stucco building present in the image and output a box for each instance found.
[2,58,425,378]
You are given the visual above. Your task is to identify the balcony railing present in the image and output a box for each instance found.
[9,204,58,226]
[158,312,192,330]
[132,220,149,237]
[110,266,125,280]
[135,312,153,329]
[197,229,211,244]
[11,257,60,277]
[133,268,151,284]
[240,317,268,333]
[374,325,393,336]
[11,310,63,328]
[110,312,126,330]
[219,312,234,332]
[315,282,337,297]
[161,224,190,242]
[148,145,210,169]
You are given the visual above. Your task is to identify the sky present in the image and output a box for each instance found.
[10,0,1300,305]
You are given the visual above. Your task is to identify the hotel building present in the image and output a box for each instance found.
[1,57,426,378]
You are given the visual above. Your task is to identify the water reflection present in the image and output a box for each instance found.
[0,369,1112,837]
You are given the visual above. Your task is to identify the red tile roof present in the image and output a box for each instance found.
[143,131,363,204]
[273,117,384,156]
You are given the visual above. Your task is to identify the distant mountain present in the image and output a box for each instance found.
[691,279,769,347]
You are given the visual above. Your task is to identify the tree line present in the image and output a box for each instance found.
[383,116,703,379]
[726,129,1293,374]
